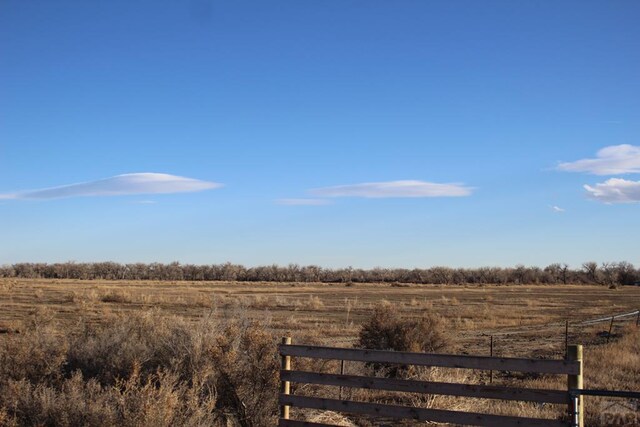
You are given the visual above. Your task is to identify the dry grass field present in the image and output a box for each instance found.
[2,278,639,355]
[1,278,639,426]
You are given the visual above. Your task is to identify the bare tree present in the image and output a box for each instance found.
[600,262,616,286]
[615,261,638,286]
[582,261,600,284]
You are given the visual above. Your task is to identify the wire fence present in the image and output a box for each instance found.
[473,308,640,359]
[480,309,639,337]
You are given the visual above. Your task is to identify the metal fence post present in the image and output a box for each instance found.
[280,336,292,420]
[567,344,583,427]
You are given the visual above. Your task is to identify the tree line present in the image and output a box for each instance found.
[1,261,639,286]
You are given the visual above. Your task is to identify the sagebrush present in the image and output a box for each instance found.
[0,309,279,427]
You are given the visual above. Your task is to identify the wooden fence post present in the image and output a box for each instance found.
[280,337,292,420]
[565,320,569,358]
[339,359,345,400]
[567,344,583,427]
[489,335,494,384]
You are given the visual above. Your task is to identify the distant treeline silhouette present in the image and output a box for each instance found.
[1,261,639,286]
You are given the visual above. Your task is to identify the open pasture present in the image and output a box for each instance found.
[1,278,639,426]
[2,278,639,358]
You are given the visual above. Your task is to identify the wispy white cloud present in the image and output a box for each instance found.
[0,173,222,200]
[310,180,473,198]
[584,178,640,204]
[551,205,565,213]
[276,198,332,206]
[557,144,640,175]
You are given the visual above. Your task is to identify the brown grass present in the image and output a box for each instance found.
[0,278,639,426]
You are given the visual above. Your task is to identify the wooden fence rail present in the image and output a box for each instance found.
[279,344,581,375]
[279,339,584,427]
[280,371,569,404]
[279,395,567,427]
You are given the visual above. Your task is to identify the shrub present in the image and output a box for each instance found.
[354,305,457,409]
[99,290,131,304]
[0,310,67,385]
[0,310,279,427]
[209,319,279,427]
[357,304,450,354]
[1,370,218,427]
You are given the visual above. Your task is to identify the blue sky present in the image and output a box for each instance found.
[1,1,639,268]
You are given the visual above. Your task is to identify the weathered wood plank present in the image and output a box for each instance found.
[572,389,640,399]
[279,344,579,375]
[278,419,342,427]
[281,370,568,404]
[280,395,568,427]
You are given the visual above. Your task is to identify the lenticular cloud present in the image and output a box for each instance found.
[310,180,473,198]
[0,173,222,200]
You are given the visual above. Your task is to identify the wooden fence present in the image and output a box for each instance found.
[278,338,584,427]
